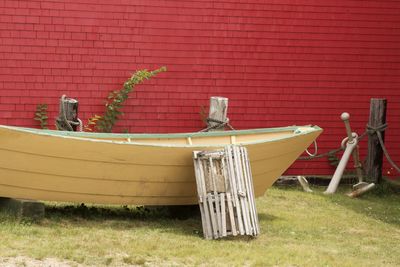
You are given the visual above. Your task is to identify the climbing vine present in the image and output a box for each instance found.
[84,115,102,132]
[199,105,208,126]
[327,151,340,168]
[86,66,167,133]
[34,104,48,129]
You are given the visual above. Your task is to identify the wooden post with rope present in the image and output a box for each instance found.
[55,95,81,131]
[365,98,387,184]
[207,97,229,131]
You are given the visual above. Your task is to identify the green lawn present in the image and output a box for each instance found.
[1,185,399,266]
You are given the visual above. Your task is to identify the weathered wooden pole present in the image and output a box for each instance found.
[207,96,229,131]
[365,98,387,184]
[55,95,80,131]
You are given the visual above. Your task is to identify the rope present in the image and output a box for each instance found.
[299,123,399,174]
[56,95,82,131]
[200,118,235,132]
[57,95,73,131]
[367,123,387,135]
[367,123,400,173]
[357,130,368,142]
[298,147,343,160]
[305,140,318,157]
[299,127,370,160]
[77,118,83,132]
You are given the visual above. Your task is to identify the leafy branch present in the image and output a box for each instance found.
[86,66,167,133]
[34,104,48,129]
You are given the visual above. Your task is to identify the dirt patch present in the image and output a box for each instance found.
[0,256,82,267]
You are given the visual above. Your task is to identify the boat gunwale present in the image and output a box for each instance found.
[0,125,322,148]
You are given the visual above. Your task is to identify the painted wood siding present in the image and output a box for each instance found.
[0,0,399,176]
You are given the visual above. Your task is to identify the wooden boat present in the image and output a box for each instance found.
[0,125,322,205]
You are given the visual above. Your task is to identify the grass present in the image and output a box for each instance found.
[1,184,400,266]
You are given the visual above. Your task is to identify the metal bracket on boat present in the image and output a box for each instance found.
[324,113,375,196]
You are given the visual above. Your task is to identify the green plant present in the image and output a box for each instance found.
[199,105,208,126]
[327,151,340,167]
[84,115,102,132]
[34,104,48,129]
[88,66,167,133]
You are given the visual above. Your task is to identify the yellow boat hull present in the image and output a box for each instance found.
[0,125,322,205]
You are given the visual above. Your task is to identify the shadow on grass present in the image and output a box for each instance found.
[283,181,400,227]
[330,182,400,226]
[41,204,205,237]
[258,213,278,222]
[47,204,157,220]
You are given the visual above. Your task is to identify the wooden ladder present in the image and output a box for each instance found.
[193,145,260,239]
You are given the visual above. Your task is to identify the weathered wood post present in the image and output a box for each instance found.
[207,96,229,131]
[55,95,80,131]
[365,98,387,184]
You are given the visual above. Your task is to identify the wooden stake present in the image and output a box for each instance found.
[366,98,387,184]
[55,95,80,131]
[208,97,228,131]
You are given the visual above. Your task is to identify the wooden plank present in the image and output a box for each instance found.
[193,152,210,239]
[241,147,254,235]
[222,157,237,236]
[241,147,256,235]
[193,153,206,238]
[209,157,222,238]
[233,146,250,235]
[197,157,213,239]
[366,98,387,184]
[226,192,237,236]
[239,147,252,235]
[220,193,227,237]
[226,146,244,235]
[207,192,218,238]
[242,147,260,235]
[239,146,255,235]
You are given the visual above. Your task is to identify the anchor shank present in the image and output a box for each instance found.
[325,141,357,194]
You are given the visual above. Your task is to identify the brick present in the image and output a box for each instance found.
[39,16,52,24]
[40,2,65,10]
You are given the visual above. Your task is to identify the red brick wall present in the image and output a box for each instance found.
[0,0,399,177]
